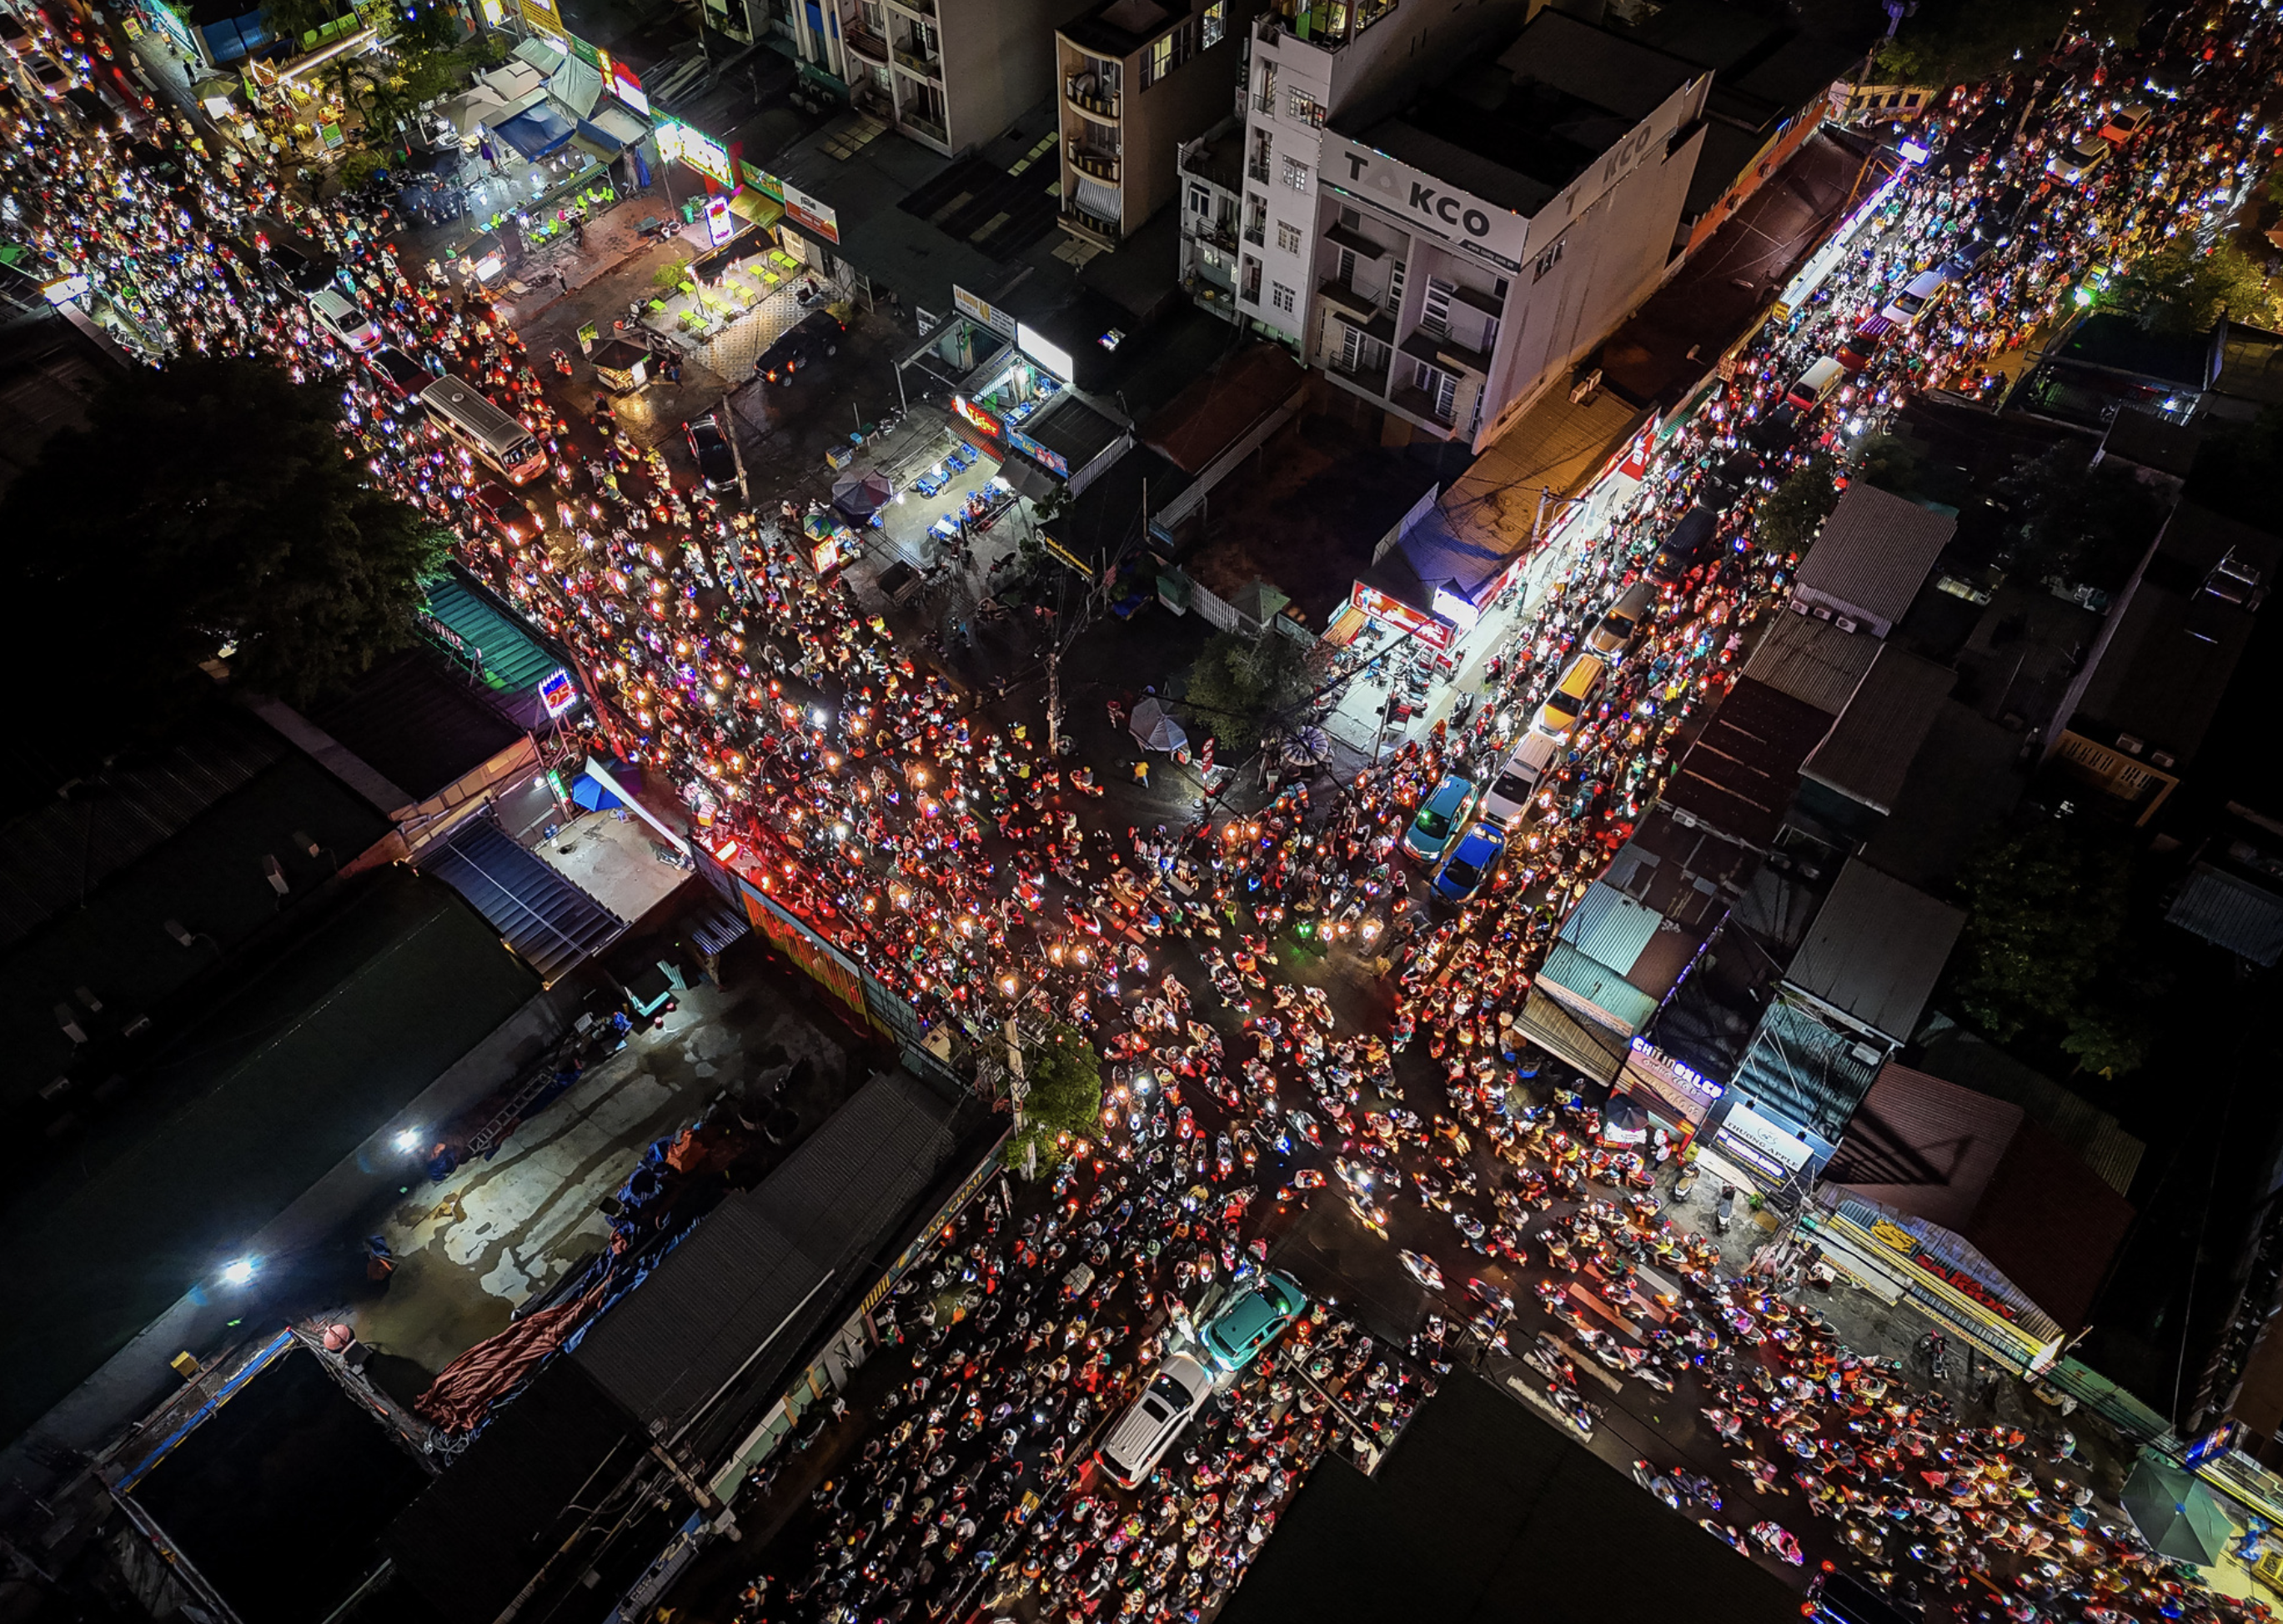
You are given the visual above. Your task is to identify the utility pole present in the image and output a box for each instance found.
[1046,644,1063,758]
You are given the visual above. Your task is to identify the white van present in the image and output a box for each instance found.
[1097,1353,1215,1489]
[1478,733,1560,828]
[1879,268,1948,328]
[309,287,380,353]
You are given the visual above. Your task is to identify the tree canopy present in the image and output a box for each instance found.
[1874,0,2146,87]
[1996,441,2166,594]
[1178,629,1312,745]
[2106,240,2277,337]
[1754,450,1839,556]
[1949,817,2155,1080]
[1008,1022,1105,1170]
[3,357,449,779]
[2185,404,2283,529]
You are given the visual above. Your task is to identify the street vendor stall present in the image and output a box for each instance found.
[588,338,654,393]
[801,510,857,576]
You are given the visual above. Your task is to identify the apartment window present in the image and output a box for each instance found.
[1240,256,1262,303]
[1388,258,1406,307]
[1420,276,1453,337]
[1189,182,1212,218]
[1533,235,1565,282]
[1145,32,1175,86]
[861,0,883,29]
[1337,206,1360,230]
[1339,323,1388,377]
[1271,281,1296,314]
[1242,193,1267,245]
[1202,0,1224,46]
[1412,360,1458,420]
[1276,219,1302,253]
[1282,155,1310,192]
[1254,59,1276,113]
[1248,128,1272,183]
[1285,87,1324,128]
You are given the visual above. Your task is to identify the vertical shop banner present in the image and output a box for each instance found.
[781,179,840,244]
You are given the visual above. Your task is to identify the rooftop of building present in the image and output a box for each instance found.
[1060,0,1192,59]
[1739,608,1879,714]
[2098,403,2205,480]
[1914,1021,2145,1197]
[1793,481,1958,629]
[2208,319,2283,409]
[1217,1368,1799,1624]
[1344,11,1702,219]
[1784,855,1963,1041]
[2067,501,2283,767]
[1141,340,1307,476]
[1178,116,1247,195]
[1797,642,1957,816]
[1660,673,1838,847]
[0,867,539,1447]
[307,646,529,807]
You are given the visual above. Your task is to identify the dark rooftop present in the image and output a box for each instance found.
[1060,0,1186,59]
[1142,341,1307,476]
[309,647,528,806]
[1217,1367,1799,1624]
[1178,118,1247,196]
[1662,674,1837,848]
[1784,856,1963,1041]
[1349,12,1700,218]
[1028,391,1130,473]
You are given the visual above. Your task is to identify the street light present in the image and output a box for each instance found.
[394,1128,423,1154]
[219,1256,258,1287]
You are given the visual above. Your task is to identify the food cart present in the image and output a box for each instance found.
[588,338,654,393]
[800,511,858,576]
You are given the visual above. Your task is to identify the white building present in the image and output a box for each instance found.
[1243,9,1711,451]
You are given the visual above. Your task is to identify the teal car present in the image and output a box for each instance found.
[1402,774,1479,864]
[1200,1271,1307,1371]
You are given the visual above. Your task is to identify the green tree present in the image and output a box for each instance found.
[2185,404,2283,529]
[2107,240,2276,337]
[1997,441,2165,594]
[262,0,339,48]
[1008,1023,1104,1170]
[1853,432,1970,509]
[1874,0,2147,88]
[1949,818,2150,1076]
[1754,450,1839,556]
[3,358,450,777]
[1178,629,1312,744]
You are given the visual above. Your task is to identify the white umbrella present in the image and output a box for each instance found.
[1130,698,1188,754]
[1280,725,1332,768]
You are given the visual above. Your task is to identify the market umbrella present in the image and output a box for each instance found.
[2121,1452,2235,1565]
[1601,1097,1651,1145]
[831,470,893,519]
[1279,725,1332,769]
[1130,698,1188,754]
[802,512,836,540]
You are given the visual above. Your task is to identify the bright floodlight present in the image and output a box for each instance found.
[394,1128,422,1153]
[219,1257,258,1286]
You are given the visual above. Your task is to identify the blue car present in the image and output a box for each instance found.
[1402,774,1479,864]
[1433,822,1504,901]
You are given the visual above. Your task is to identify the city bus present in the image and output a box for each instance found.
[419,377,547,486]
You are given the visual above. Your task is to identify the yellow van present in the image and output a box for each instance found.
[1533,654,1606,741]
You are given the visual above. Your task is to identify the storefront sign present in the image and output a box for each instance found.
[1324,134,1530,273]
[951,394,1002,439]
[518,0,565,37]
[781,179,840,244]
[704,192,735,246]
[1348,582,1456,651]
[1016,323,1073,383]
[741,163,785,202]
[1619,1038,1722,1127]
[955,283,1017,340]
[607,58,648,117]
[539,669,579,718]
[1711,1100,1814,1183]
[1429,585,1480,634]
[39,273,88,304]
[1006,428,1066,479]
[657,118,736,189]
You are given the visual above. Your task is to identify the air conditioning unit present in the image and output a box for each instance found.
[1849,1041,1884,1067]
[2117,734,2145,756]
[1788,597,1810,615]
[1834,614,1860,634]
[263,855,289,896]
[2151,750,2176,769]
[1810,603,1834,621]
[1568,368,1603,404]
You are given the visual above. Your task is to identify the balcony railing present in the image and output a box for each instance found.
[901,108,948,146]
[1190,220,1238,253]
[845,24,889,62]
[1061,203,1122,247]
[887,0,935,15]
[1246,158,1270,183]
[1065,78,1121,120]
[1069,148,1120,183]
[894,45,942,78]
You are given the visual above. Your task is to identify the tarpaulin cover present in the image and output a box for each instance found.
[492,101,577,162]
[414,1276,610,1434]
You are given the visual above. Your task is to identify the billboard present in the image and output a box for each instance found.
[1322,135,1530,273]
[781,179,840,244]
[1348,582,1456,651]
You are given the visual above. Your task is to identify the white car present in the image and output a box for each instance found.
[1096,1352,1215,1488]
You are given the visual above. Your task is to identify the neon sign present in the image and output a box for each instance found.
[657,118,735,188]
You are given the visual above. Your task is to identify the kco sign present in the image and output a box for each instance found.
[1327,136,1529,273]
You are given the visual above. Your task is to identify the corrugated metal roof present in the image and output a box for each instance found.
[2166,864,2283,968]
[1740,608,1879,715]
[1660,677,1835,847]
[1792,483,1954,632]
[1784,858,1963,1040]
[1914,1027,2144,1197]
[1517,985,1628,1083]
[1826,1062,2024,1234]
[309,648,526,804]
[1538,940,1661,1035]
[0,706,286,953]
[1558,880,1661,972]
[1797,644,1954,814]
[568,1070,972,1447]
[423,570,560,696]
[1729,999,1882,1137]
[419,817,623,984]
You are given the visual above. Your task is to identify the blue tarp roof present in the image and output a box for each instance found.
[494,102,576,161]
[1397,505,1517,609]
